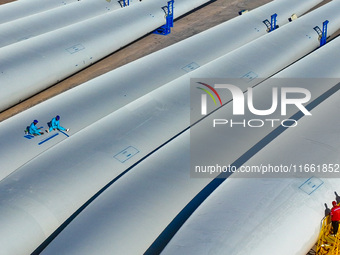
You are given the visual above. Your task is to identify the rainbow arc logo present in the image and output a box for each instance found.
[196,82,222,115]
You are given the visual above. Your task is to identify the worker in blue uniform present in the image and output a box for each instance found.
[28,120,44,136]
[46,115,69,133]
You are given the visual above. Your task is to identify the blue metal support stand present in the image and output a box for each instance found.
[154,0,174,35]
[262,13,278,33]
[320,20,329,47]
[270,13,277,32]
[119,0,129,7]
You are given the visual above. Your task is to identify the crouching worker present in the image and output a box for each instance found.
[46,115,69,133]
[25,120,44,136]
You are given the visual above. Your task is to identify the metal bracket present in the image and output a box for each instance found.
[263,13,278,32]
[313,20,329,47]
[320,20,329,47]
[313,26,322,38]
[118,0,129,7]
[154,0,174,35]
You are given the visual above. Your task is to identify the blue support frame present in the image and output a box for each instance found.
[154,0,174,35]
[320,20,329,47]
[262,13,278,33]
[270,13,277,32]
[120,0,129,7]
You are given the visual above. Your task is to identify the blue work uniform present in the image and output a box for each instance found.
[29,122,42,136]
[49,117,66,132]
